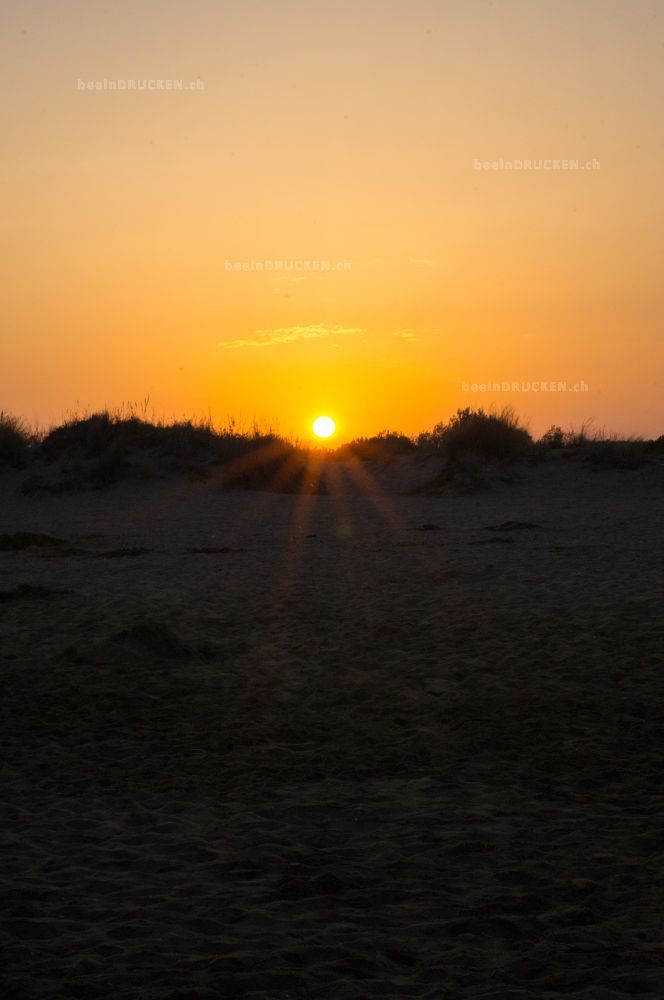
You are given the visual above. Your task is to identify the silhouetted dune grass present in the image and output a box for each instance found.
[20,408,295,493]
[2,404,661,493]
[536,422,657,469]
[40,412,246,466]
[334,430,416,463]
[418,407,532,492]
[0,412,31,469]
[437,406,532,461]
[13,406,334,494]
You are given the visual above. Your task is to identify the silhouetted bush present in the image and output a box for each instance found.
[539,425,566,449]
[423,407,531,462]
[42,414,142,461]
[0,412,30,468]
[553,423,594,448]
[415,421,447,453]
[335,430,416,462]
[9,402,662,494]
[32,409,303,491]
[535,419,654,469]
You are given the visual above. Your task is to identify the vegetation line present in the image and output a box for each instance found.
[1,405,661,493]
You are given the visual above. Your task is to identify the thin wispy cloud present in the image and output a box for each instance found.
[219,324,364,349]
[408,257,434,266]
[393,328,419,341]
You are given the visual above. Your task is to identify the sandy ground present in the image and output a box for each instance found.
[1,456,663,999]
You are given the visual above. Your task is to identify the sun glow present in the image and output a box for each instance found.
[312,415,336,439]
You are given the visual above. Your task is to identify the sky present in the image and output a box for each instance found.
[1,0,663,441]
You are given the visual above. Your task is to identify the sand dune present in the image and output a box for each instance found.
[1,458,663,998]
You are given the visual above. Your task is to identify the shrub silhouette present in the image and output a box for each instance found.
[540,425,566,449]
[335,430,415,462]
[0,412,30,468]
[8,403,661,492]
[433,407,531,462]
[34,409,305,491]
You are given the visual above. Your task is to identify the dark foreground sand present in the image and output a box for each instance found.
[1,457,663,999]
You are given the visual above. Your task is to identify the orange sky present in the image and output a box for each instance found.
[1,0,663,441]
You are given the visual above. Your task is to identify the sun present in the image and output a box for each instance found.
[312,415,336,439]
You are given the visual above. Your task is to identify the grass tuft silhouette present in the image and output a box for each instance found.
[4,402,661,493]
[0,412,31,469]
[334,430,416,463]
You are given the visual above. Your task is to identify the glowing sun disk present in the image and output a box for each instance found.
[313,415,335,438]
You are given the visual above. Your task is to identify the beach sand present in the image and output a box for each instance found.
[1,456,663,998]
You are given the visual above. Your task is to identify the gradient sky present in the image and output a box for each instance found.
[2,0,663,440]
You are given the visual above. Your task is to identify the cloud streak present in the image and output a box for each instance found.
[392,328,418,341]
[219,323,364,349]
